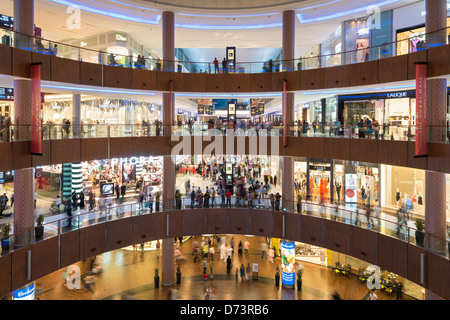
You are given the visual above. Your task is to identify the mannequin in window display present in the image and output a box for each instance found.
[335,180,342,203]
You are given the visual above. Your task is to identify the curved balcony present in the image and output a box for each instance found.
[0,196,448,299]
[1,27,450,92]
[0,124,449,173]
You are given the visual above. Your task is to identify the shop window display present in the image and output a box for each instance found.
[40,96,161,137]
[381,165,424,217]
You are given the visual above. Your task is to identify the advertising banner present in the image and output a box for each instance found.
[415,62,427,157]
[345,174,357,203]
[281,241,295,287]
[13,282,35,300]
[31,63,43,155]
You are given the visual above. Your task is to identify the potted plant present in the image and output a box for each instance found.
[297,265,304,291]
[415,219,425,246]
[35,214,44,240]
[176,263,182,284]
[1,223,10,251]
[154,267,160,288]
[275,265,280,286]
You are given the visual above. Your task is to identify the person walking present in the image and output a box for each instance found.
[261,241,267,260]
[226,189,232,208]
[202,259,208,274]
[222,58,228,74]
[244,239,249,255]
[213,57,219,74]
[240,264,246,282]
[55,195,61,212]
[208,245,215,261]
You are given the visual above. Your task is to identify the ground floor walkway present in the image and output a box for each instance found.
[30,235,416,301]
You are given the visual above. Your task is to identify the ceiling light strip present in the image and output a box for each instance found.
[49,0,161,24]
[297,0,401,23]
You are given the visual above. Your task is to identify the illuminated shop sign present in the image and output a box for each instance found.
[386,92,407,98]
[357,27,370,36]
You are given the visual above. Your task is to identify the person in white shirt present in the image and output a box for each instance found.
[55,195,61,212]
[369,289,378,300]
[208,245,215,261]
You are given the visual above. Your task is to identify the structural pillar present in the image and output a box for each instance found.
[72,94,81,137]
[13,0,35,248]
[424,0,447,301]
[161,11,176,287]
[281,10,295,210]
[282,157,294,211]
[282,10,295,72]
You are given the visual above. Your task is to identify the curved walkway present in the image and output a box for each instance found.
[33,235,417,301]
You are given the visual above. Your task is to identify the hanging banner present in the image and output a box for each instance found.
[283,80,287,147]
[169,80,173,147]
[415,62,427,157]
[31,63,43,155]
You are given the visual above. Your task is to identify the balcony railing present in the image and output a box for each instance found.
[1,197,448,262]
[1,25,449,74]
[1,123,449,144]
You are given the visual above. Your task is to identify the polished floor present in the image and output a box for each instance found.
[31,235,416,301]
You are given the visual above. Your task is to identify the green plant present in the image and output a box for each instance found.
[297,193,302,202]
[154,267,159,277]
[415,219,424,231]
[297,267,303,279]
[177,263,182,273]
[2,223,10,238]
[36,214,44,226]
[275,265,280,275]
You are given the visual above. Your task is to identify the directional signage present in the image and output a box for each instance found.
[0,87,13,101]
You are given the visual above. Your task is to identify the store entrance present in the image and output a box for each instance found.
[307,160,332,203]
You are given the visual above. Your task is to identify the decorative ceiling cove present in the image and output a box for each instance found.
[141,0,308,10]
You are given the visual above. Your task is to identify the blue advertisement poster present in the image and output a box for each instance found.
[13,282,35,300]
[281,241,295,286]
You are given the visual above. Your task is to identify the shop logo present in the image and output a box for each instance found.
[66,265,81,290]
[366,265,381,290]
[386,92,407,98]
[66,5,81,29]
[170,129,280,163]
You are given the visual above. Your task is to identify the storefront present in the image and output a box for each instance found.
[298,96,337,129]
[320,24,344,68]
[338,90,417,140]
[42,96,161,133]
[343,17,371,64]
[294,158,380,207]
[381,165,425,216]
[393,1,450,56]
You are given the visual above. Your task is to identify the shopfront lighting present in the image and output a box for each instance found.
[174,22,282,30]
[41,84,156,96]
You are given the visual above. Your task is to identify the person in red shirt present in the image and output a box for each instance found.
[225,189,232,208]
[213,57,219,74]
